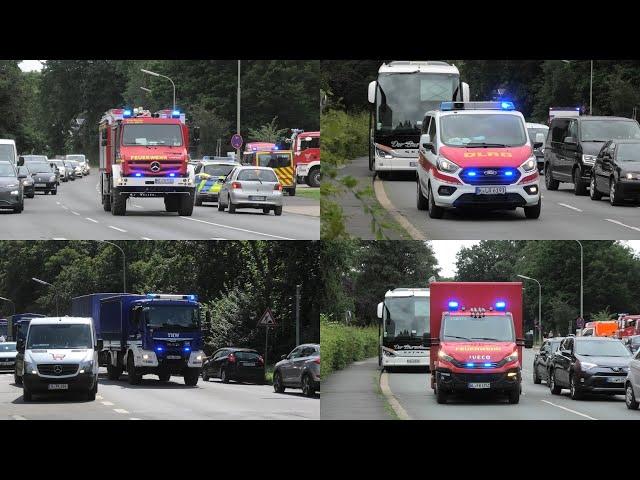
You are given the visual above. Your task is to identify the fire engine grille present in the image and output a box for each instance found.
[127,160,185,176]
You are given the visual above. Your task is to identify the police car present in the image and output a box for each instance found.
[194,160,240,205]
[416,101,541,219]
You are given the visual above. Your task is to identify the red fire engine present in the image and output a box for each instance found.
[291,129,320,188]
[99,107,196,216]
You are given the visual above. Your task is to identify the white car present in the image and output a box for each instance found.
[66,154,89,175]
[625,346,640,409]
[416,101,541,219]
[0,342,17,371]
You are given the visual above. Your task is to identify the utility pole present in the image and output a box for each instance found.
[295,284,301,345]
[236,60,241,159]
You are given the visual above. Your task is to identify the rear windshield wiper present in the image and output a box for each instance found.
[471,337,502,341]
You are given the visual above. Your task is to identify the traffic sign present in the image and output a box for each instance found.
[576,317,584,329]
[231,134,243,150]
[258,308,277,327]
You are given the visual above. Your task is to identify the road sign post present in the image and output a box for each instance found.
[258,308,277,369]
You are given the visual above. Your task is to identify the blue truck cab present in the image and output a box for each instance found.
[71,293,204,386]
[7,313,46,342]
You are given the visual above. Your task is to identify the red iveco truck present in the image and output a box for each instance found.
[429,282,526,404]
[99,107,196,216]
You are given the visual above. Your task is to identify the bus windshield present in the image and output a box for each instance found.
[443,314,515,342]
[376,73,459,134]
[384,295,430,339]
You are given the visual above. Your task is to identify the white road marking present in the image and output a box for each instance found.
[11,415,27,420]
[541,400,596,420]
[56,201,60,205]
[113,408,129,414]
[86,217,98,223]
[180,216,294,240]
[96,395,103,400]
[140,237,152,240]
[558,203,583,212]
[605,218,640,232]
[61,205,69,210]
[101,401,114,406]
[52,237,67,240]
[379,371,411,420]
[210,237,227,240]
[108,226,127,233]
[71,211,80,216]
[130,417,142,420]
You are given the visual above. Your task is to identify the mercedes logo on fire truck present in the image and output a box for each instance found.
[150,161,161,172]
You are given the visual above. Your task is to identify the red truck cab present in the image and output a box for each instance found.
[616,315,640,339]
[429,282,526,404]
[291,130,320,188]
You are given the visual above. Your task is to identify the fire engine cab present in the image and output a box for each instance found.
[99,107,196,216]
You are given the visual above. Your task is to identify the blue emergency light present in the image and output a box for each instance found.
[171,110,181,118]
[123,109,132,118]
[448,301,459,311]
[273,146,279,150]
[135,173,142,177]
[466,363,474,367]
[440,101,516,111]
[501,101,515,110]
[467,171,477,177]
[169,173,175,177]
[495,301,506,310]
[504,170,514,177]
[156,346,164,352]
[183,346,191,353]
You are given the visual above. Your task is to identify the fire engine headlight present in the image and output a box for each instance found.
[436,157,460,174]
[438,350,454,362]
[504,350,518,363]
[521,156,537,172]
[375,146,394,159]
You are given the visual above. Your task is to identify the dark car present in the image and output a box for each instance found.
[533,337,564,384]
[0,161,25,213]
[26,162,58,195]
[624,335,640,354]
[273,343,320,397]
[589,140,640,205]
[544,116,640,196]
[548,336,632,399]
[17,166,35,198]
[201,347,265,384]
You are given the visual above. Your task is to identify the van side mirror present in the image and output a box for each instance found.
[17,339,25,353]
[95,340,103,351]
[377,302,383,319]
[461,82,470,102]
[368,81,377,104]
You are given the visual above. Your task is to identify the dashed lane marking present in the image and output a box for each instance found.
[179,216,294,240]
[605,218,640,233]
[101,401,114,406]
[86,218,98,223]
[130,417,142,420]
[113,408,129,414]
[108,226,127,233]
[541,399,596,419]
[558,203,583,212]
[71,211,80,216]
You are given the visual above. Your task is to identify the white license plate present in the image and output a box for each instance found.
[475,186,506,195]
[48,384,69,390]
[155,178,174,184]
[35,183,46,187]
[406,359,420,364]
[468,382,491,389]
[242,362,255,367]
[608,377,625,383]
[409,161,417,167]
[167,355,181,360]
[249,196,266,201]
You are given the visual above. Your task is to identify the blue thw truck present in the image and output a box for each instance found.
[7,313,46,342]
[72,293,205,386]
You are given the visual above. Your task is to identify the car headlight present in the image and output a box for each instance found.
[49,175,56,182]
[10,190,19,195]
[25,361,37,374]
[582,154,596,166]
[375,146,394,159]
[79,360,94,374]
[521,156,537,172]
[22,180,32,186]
[438,350,454,362]
[436,156,459,174]
[504,350,519,363]
[579,361,597,371]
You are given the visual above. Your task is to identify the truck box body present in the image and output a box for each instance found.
[71,293,122,340]
[7,313,46,342]
[98,294,144,344]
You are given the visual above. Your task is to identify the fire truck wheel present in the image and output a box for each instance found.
[106,364,121,380]
[164,195,179,212]
[507,387,520,404]
[103,194,112,212]
[184,371,199,386]
[436,385,448,404]
[274,206,283,216]
[307,167,320,188]
[178,192,195,216]
[427,183,444,219]
[287,186,296,196]
[111,189,127,216]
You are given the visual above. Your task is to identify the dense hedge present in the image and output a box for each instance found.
[320,315,378,378]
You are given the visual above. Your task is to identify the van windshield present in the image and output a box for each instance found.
[0,145,15,163]
[442,314,515,342]
[27,324,93,349]
[440,114,527,147]
[580,120,640,142]
[0,163,16,177]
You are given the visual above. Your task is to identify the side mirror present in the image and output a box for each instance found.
[423,142,435,153]
[524,337,534,349]
[95,340,103,351]
[377,302,383,319]
[461,82,470,102]
[564,136,577,145]
[17,339,25,353]
[281,354,287,360]
[416,120,423,130]
[368,80,377,104]
[533,142,543,150]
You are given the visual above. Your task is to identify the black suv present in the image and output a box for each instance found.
[532,337,564,384]
[589,139,640,205]
[544,116,640,195]
[548,336,632,399]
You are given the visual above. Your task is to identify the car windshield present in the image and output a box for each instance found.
[440,114,527,147]
[615,143,640,162]
[527,127,548,143]
[0,343,16,352]
[237,169,278,182]
[29,163,53,173]
[202,164,235,177]
[0,145,15,162]
[384,295,429,339]
[122,124,183,146]
[26,324,93,349]
[145,306,199,329]
[576,340,631,357]
[550,341,563,352]
[631,337,640,346]
[0,163,16,177]
[581,120,640,142]
[256,153,292,168]
[442,314,515,342]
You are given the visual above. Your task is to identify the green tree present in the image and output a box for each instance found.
[248,116,288,143]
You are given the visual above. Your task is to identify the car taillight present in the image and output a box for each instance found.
[257,355,264,366]
[228,353,236,363]
[232,181,242,189]
[274,183,282,191]
[314,357,320,365]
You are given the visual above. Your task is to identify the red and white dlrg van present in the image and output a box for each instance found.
[416,102,542,219]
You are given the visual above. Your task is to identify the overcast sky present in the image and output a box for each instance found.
[433,240,640,278]
[19,60,44,72]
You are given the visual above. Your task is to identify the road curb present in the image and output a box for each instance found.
[379,370,411,420]
[373,177,427,241]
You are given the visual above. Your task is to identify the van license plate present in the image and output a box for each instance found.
[35,183,46,187]
[468,382,490,389]
[48,384,69,390]
[406,359,420,364]
[476,187,506,195]
[607,377,625,383]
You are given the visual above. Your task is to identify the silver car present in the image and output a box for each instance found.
[626,346,640,409]
[218,166,283,215]
[273,343,320,397]
[0,342,18,372]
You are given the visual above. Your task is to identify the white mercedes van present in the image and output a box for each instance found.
[0,139,18,165]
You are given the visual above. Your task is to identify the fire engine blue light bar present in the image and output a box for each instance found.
[171,110,181,117]
[135,173,142,177]
[440,101,516,111]
[495,301,506,310]
[484,363,492,367]
[466,363,474,367]
[123,109,132,117]
[448,301,459,310]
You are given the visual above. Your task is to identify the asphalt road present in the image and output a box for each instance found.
[384,348,638,420]
[0,368,319,420]
[345,156,640,240]
[0,174,319,240]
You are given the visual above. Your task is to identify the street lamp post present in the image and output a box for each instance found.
[32,278,59,317]
[140,69,176,111]
[140,86,152,94]
[575,240,584,332]
[517,275,542,346]
[237,60,241,159]
[98,240,127,293]
[562,60,593,115]
[0,296,16,316]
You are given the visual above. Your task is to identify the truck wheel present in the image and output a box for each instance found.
[87,380,97,401]
[23,384,32,402]
[103,193,112,212]
[545,164,559,190]
[302,374,315,397]
[273,371,285,393]
[158,373,170,382]
[164,195,179,212]
[524,198,541,219]
[507,387,520,404]
[106,363,121,380]
[111,188,127,216]
[288,186,296,196]
[127,356,141,385]
[436,385,448,404]
[178,191,195,216]
[184,370,199,386]
[307,167,320,188]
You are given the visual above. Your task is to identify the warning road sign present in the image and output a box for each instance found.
[258,308,277,327]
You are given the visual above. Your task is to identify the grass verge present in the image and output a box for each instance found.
[296,188,320,200]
